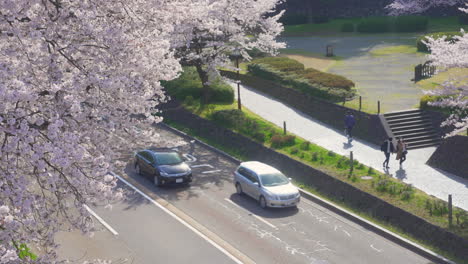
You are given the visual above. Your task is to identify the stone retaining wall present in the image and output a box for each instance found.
[427,135,468,179]
[221,71,389,146]
[162,102,468,261]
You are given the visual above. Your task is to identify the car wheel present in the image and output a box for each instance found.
[259,196,267,209]
[154,175,161,187]
[135,164,141,175]
[235,183,243,195]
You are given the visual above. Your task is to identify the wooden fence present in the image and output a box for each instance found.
[414,61,436,82]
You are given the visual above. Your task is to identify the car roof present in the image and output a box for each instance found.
[142,149,179,155]
[240,161,280,175]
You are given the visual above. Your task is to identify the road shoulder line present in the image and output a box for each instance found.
[84,204,119,236]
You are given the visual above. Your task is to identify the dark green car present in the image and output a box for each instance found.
[134,149,192,186]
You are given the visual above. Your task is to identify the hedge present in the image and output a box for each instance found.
[357,17,390,33]
[280,14,308,25]
[341,22,354,32]
[395,16,428,32]
[248,57,356,101]
[416,32,462,52]
[163,67,234,104]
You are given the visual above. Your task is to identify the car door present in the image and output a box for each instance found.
[139,151,153,176]
[236,167,253,197]
[248,172,261,199]
[241,169,258,198]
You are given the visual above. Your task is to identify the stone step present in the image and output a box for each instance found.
[393,130,439,140]
[406,138,441,149]
[402,134,440,142]
[393,127,434,136]
[385,112,428,121]
[407,141,440,150]
[384,109,422,118]
[390,122,433,131]
[387,115,431,124]
[389,120,432,129]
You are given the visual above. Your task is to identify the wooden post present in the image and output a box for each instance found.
[378,100,380,114]
[349,151,354,177]
[283,121,286,135]
[359,96,362,111]
[236,56,242,110]
[448,194,453,228]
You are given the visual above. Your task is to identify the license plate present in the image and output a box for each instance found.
[176,178,183,183]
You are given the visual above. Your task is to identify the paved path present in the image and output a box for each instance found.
[231,82,468,211]
[281,35,427,112]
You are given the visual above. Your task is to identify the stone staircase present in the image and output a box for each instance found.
[383,109,441,150]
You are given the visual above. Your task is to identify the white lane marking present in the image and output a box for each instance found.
[342,230,351,237]
[110,172,244,264]
[183,153,197,162]
[202,170,222,174]
[84,204,119,236]
[370,244,383,253]
[191,164,214,168]
[224,198,278,230]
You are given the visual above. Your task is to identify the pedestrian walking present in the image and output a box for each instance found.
[396,137,408,166]
[380,137,394,169]
[344,111,356,140]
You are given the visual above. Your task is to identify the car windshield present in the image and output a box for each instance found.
[259,172,289,187]
[156,153,183,165]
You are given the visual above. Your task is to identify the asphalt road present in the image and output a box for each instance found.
[99,125,436,264]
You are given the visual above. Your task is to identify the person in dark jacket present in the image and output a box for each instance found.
[344,111,356,140]
[380,137,395,169]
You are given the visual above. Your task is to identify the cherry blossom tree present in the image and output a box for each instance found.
[388,0,468,136]
[387,0,466,14]
[0,0,186,263]
[0,1,286,263]
[171,0,285,103]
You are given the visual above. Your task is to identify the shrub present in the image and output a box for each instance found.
[163,67,234,103]
[300,141,310,150]
[376,176,390,192]
[416,32,462,52]
[303,68,355,90]
[327,150,336,157]
[252,132,265,143]
[251,57,305,73]
[395,16,428,32]
[290,147,299,155]
[368,166,375,175]
[341,22,354,32]
[280,14,308,25]
[357,17,390,33]
[357,163,364,170]
[299,152,305,159]
[211,109,245,129]
[183,95,196,106]
[271,134,296,148]
[247,57,357,102]
[311,152,319,161]
[312,16,329,24]
[400,184,414,200]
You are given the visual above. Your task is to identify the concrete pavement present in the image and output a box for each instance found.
[230,82,468,211]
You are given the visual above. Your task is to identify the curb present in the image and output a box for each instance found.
[159,122,456,264]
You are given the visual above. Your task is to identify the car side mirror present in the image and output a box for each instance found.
[253,182,260,188]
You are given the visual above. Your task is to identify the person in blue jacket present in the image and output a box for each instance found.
[344,111,356,140]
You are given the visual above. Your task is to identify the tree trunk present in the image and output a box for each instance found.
[195,63,210,104]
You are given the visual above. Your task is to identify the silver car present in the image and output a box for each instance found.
[234,161,300,208]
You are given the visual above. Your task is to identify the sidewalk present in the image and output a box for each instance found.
[230,82,468,211]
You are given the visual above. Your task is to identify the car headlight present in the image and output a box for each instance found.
[264,190,279,200]
[160,172,169,177]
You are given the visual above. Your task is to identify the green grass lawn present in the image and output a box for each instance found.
[369,45,419,57]
[283,16,468,36]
